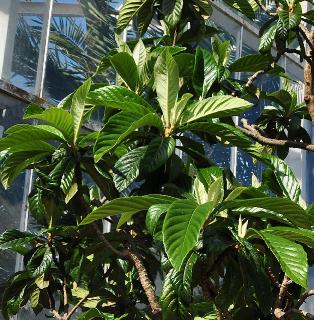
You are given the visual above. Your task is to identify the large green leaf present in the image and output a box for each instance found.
[223,0,256,19]
[80,194,176,225]
[0,125,66,151]
[193,48,217,98]
[263,227,314,249]
[117,0,151,34]
[1,150,53,189]
[70,78,92,143]
[137,0,155,35]
[181,121,256,149]
[254,230,308,288]
[113,146,147,192]
[154,50,179,128]
[32,247,53,277]
[142,136,176,173]
[110,52,139,91]
[146,204,170,235]
[229,54,273,72]
[179,96,252,125]
[24,107,74,142]
[0,230,39,255]
[255,153,301,203]
[163,0,184,29]
[160,269,190,320]
[170,94,193,129]
[94,112,163,162]
[87,85,152,112]
[259,23,277,53]
[278,2,302,30]
[221,197,314,228]
[163,200,213,270]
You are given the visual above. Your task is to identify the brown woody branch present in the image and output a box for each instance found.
[296,290,314,309]
[93,224,161,316]
[238,119,314,152]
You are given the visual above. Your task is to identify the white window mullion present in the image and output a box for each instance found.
[34,0,54,98]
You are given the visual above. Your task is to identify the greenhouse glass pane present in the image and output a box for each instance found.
[10,15,43,94]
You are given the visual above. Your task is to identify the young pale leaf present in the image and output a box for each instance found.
[208,176,224,207]
[109,52,139,91]
[255,230,308,288]
[80,194,176,225]
[94,112,163,162]
[180,96,252,125]
[71,78,92,143]
[163,200,213,270]
[133,39,147,78]
[154,50,179,128]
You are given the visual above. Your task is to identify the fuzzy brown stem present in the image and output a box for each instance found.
[304,28,314,123]
[127,251,162,315]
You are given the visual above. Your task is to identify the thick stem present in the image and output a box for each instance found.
[304,28,314,123]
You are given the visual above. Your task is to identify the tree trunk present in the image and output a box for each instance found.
[304,28,314,123]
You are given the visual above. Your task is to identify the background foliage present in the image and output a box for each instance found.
[1,0,314,319]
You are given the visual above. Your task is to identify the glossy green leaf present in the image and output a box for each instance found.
[263,227,314,249]
[80,194,176,225]
[110,52,139,91]
[255,230,308,288]
[180,96,252,125]
[278,3,302,30]
[113,146,147,191]
[0,125,66,152]
[230,54,273,72]
[255,153,301,203]
[0,230,39,255]
[117,0,151,34]
[146,204,170,235]
[94,112,163,162]
[1,150,53,189]
[71,78,92,143]
[160,269,190,320]
[32,247,53,277]
[221,197,314,228]
[87,85,152,111]
[259,23,277,53]
[208,176,224,207]
[142,137,176,173]
[24,107,74,142]
[163,200,213,270]
[163,0,183,29]
[154,50,179,128]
